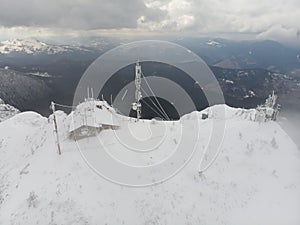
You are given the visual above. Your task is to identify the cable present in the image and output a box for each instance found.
[141,87,168,120]
[140,97,167,120]
[54,103,76,109]
[141,71,170,120]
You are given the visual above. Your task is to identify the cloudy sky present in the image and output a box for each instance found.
[0,0,299,45]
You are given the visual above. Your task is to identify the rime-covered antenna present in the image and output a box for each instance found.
[132,61,142,120]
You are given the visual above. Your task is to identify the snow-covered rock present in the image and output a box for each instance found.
[0,98,19,122]
[225,79,234,84]
[206,40,224,47]
[0,105,299,225]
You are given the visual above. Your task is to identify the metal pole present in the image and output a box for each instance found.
[51,101,61,155]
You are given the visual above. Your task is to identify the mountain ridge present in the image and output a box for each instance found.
[0,39,93,55]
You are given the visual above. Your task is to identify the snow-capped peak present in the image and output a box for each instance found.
[0,38,67,55]
[206,40,223,47]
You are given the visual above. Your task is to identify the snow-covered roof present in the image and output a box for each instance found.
[69,99,120,132]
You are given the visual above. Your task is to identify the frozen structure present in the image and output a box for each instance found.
[67,62,144,139]
[131,62,142,120]
[69,99,120,138]
[255,91,280,122]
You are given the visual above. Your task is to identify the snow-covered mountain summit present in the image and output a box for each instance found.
[0,105,299,225]
[0,39,66,55]
[0,39,91,55]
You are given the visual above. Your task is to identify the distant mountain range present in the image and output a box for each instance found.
[0,37,299,116]
[0,39,95,55]
[175,38,300,75]
[1,37,299,75]
[0,39,100,70]
[0,68,53,114]
[0,39,68,55]
[1,37,299,73]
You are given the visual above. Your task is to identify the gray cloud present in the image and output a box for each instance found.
[140,0,300,45]
[0,0,166,29]
[148,0,300,33]
[0,0,299,46]
[257,25,300,45]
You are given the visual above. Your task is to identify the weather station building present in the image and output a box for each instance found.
[69,98,120,138]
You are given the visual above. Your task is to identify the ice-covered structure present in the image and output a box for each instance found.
[69,99,120,138]
[255,91,280,122]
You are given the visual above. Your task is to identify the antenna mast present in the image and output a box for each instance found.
[50,102,61,155]
[132,61,142,120]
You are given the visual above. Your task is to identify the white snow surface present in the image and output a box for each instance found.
[0,105,300,225]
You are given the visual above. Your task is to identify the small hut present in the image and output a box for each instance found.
[69,99,120,138]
